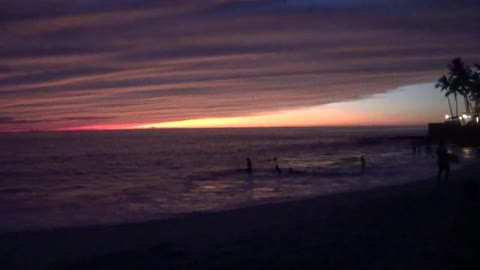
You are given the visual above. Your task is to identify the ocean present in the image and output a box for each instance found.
[0,127,475,232]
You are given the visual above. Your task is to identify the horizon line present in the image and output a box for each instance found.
[0,124,429,133]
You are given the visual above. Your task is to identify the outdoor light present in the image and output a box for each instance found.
[476,117,479,123]
[445,114,449,119]
[462,114,468,119]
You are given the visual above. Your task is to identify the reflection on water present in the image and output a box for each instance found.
[461,147,473,159]
[0,127,477,232]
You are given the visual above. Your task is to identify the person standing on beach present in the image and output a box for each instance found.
[436,140,450,184]
[360,156,366,170]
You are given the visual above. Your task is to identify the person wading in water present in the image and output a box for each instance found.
[246,157,252,175]
[436,140,450,184]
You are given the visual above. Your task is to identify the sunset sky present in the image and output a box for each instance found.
[1,0,479,131]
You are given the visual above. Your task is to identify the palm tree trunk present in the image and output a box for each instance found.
[447,96,453,117]
[455,94,458,117]
[464,96,470,114]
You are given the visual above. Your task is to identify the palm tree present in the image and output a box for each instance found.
[448,57,473,113]
[435,75,454,118]
[470,64,480,114]
[437,58,480,121]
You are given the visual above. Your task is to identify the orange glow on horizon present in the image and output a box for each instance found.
[134,107,421,129]
[132,85,442,129]
[36,84,443,132]
[17,109,423,132]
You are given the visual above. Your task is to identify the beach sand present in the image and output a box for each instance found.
[1,166,479,270]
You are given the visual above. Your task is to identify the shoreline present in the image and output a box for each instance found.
[1,163,479,269]
[0,156,468,235]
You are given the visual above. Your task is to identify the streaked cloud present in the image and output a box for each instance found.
[0,0,479,130]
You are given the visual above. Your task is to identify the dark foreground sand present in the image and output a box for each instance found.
[1,167,479,270]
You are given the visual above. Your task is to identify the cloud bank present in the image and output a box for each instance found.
[0,0,479,130]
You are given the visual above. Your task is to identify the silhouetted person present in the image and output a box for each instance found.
[436,140,450,184]
[412,141,417,155]
[360,156,366,170]
[246,157,252,175]
[272,156,281,174]
[275,164,282,174]
[275,163,281,175]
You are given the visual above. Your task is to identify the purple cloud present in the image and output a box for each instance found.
[0,0,479,130]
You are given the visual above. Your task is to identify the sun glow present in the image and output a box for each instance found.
[135,107,391,129]
[48,83,443,131]
[136,117,252,128]
[134,84,444,129]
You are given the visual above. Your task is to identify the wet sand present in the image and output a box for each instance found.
[1,166,479,270]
